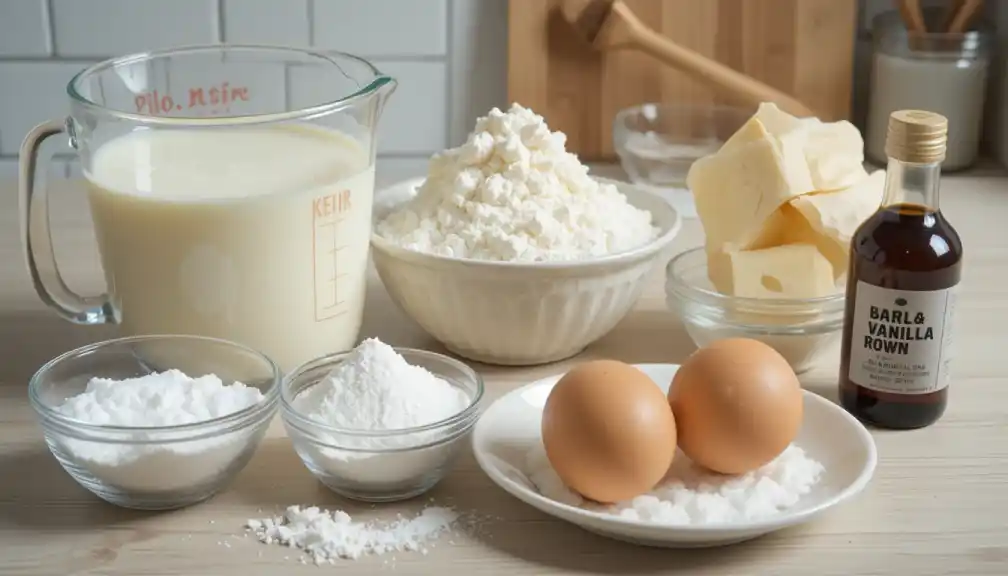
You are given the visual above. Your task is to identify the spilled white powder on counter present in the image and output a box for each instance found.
[246,505,459,563]
[291,338,472,486]
[525,443,824,525]
[54,370,265,492]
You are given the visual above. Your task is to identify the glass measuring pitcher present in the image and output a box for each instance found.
[20,46,396,372]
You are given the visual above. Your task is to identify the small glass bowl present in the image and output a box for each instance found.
[29,335,281,510]
[665,247,846,374]
[281,348,484,503]
[613,103,750,216]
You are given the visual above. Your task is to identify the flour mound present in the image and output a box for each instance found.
[376,103,659,262]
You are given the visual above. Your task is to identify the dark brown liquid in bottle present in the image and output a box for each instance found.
[838,203,962,429]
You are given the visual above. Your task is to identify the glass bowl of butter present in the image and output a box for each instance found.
[665,247,846,374]
[666,101,887,374]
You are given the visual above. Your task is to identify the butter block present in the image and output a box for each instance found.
[725,103,866,191]
[727,244,837,299]
[707,247,734,295]
[744,202,848,280]
[792,169,885,266]
[803,120,868,191]
[687,119,814,247]
[724,103,806,150]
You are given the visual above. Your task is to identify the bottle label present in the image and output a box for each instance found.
[847,281,957,395]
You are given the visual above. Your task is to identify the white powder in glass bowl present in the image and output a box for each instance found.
[290,339,472,487]
[53,369,264,493]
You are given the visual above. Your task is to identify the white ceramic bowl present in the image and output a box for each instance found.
[370,177,682,366]
[473,364,877,548]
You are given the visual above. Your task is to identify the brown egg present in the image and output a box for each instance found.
[668,338,803,475]
[541,360,677,504]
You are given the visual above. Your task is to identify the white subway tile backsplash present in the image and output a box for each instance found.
[0,0,50,56]
[375,61,447,154]
[0,158,17,179]
[0,62,86,155]
[287,60,447,154]
[312,0,447,57]
[0,157,72,179]
[376,157,431,187]
[50,0,219,57]
[449,0,508,146]
[222,0,310,46]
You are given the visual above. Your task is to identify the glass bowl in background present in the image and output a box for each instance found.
[665,247,846,374]
[282,348,484,503]
[29,335,281,510]
[613,103,750,218]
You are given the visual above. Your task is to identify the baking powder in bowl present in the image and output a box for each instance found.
[291,339,471,485]
[53,370,264,492]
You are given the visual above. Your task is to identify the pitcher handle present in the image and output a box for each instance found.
[19,120,115,325]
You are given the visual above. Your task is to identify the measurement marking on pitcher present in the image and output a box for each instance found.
[312,190,352,322]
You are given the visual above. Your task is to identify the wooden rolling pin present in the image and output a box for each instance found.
[560,0,815,117]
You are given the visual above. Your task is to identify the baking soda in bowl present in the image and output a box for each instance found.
[53,370,265,493]
[289,339,473,492]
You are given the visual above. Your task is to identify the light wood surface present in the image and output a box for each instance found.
[507,0,858,160]
[2,169,1008,575]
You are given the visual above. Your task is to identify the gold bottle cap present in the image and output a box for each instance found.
[885,110,948,164]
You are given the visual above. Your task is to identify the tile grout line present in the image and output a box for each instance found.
[306,0,315,46]
[216,0,225,42]
[444,0,455,147]
[44,0,57,56]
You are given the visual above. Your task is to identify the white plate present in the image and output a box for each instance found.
[472,363,877,548]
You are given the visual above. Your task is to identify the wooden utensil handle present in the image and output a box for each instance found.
[946,0,983,33]
[896,0,928,33]
[631,26,815,117]
[942,0,968,32]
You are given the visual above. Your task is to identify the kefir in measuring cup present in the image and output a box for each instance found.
[20,46,396,371]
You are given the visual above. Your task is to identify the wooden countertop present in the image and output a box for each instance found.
[2,170,1007,576]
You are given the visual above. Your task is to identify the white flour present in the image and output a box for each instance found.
[526,443,824,524]
[246,505,459,563]
[54,370,264,492]
[376,103,658,262]
[291,338,472,486]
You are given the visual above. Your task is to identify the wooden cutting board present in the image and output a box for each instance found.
[508,0,858,160]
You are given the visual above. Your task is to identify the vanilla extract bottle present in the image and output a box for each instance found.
[838,110,962,429]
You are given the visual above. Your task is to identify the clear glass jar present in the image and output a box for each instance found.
[865,10,991,171]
